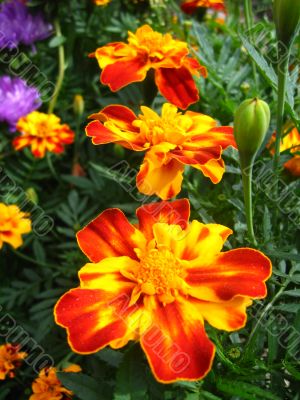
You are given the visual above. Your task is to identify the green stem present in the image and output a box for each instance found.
[244,0,258,88]
[241,159,257,245]
[273,43,290,191]
[48,20,65,114]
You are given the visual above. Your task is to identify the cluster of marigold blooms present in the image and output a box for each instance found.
[0,0,298,389]
[52,22,273,385]
[0,343,81,398]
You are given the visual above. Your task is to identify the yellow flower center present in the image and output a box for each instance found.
[133,104,193,146]
[135,248,184,304]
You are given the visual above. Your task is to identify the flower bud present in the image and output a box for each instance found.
[234,98,270,166]
[273,0,300,47]
[73,94,85,117]
[26,188,38,204]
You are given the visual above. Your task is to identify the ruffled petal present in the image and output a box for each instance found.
[77,208,146,262]
[136,150,184,200]
[140,297,215,383]
[136,198,190,241]
[155,66,199,110]
[185,248,272,302]
[101,57,149,91]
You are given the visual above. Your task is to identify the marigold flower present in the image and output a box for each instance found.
[54,199,272,383]
[86,103,235,200]
[94,0,111,5]
[0,343,27,380]
[13,111,75,159]
[181,0,225,14]
[91,25,207,109]
[30,364,81,400]
[0,203,31,250]
[268,126,300,177]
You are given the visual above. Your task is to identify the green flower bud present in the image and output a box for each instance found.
[73,94,85,117]
[234,98,270,167]
[113,144,125,158]
[273,0,300,47]
[26,188,39,204]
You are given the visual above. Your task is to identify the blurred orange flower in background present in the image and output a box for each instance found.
[0,204,31,250]
[94,0,111,5]
[54,199,272,383]
[0,344,27,380]
[268,126,300,177]
[86,103,235,200]
[30,364,81,400]
[181,0,225,14]
[91,25,207,109]
[13,111,74,158]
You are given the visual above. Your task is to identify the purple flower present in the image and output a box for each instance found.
[0,0,52,50]
[0,76,41,131]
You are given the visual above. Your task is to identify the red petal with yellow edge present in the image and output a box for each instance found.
[86,120,144,150]
[185,248,272,302]
[155,67,199,110]
[170,146,222,166]
[191,296,252,332]
[98,105,137,130]
[77,208,146,262]
[101,57,149,91]
[136,198,190,241]
[140,297,215,383]
[86,120,120,145]
[137,152,184,200]
[54,287,132,353]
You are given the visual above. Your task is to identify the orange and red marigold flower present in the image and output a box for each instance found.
[181,0,225,14]
[268,125,300,177]
[54,199,272,383]
[86,102,235,200]
[0,343,27,380]
[30,364,81,400]
[0,203,31,250]
[13,111,75,159]
[91,24,207,109]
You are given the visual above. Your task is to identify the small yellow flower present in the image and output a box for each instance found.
[30,364,81,400]
[0,203,31,250]
[0,343,27,380]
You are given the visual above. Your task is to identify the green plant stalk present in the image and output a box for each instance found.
[241,157,257,245]
[273,43,290,189]
[244,0,258,88]
[48,20,65,114]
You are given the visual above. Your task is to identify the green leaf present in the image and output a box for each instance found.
[57,372,103,400]
[114,346,148,400]
[216,379,281,400]
[49,35,66,47]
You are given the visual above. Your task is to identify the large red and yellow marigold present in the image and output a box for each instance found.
[91,25,207,109]
[86,102,235,200]
[13,111,75,158]
[54,199,272,383]
[268,126,300,177]
[0,203,31,250]
[181,0,225,14]
[30,364,81,400]
[0,344,27,380]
